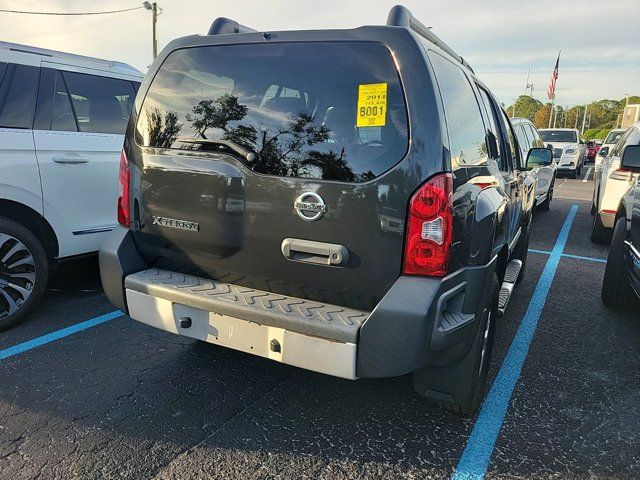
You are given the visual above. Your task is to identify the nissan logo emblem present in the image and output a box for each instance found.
[294,192,327,221]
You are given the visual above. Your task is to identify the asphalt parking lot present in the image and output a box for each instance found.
[1,172,638,480]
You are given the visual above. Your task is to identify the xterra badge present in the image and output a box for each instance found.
[294,192,327,221]
[152,216,199,232]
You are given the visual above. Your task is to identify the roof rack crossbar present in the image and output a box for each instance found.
[207,17,257,35]
[386,5,474,73]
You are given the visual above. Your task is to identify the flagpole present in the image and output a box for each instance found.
[547,50,560,128]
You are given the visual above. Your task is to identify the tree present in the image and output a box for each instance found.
[533,104,552,129]
[507,95,543,120]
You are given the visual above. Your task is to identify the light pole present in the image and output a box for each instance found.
[143,2,161,59]
[581,105,588,134]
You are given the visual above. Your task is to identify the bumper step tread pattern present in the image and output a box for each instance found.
[439,311,475,333]
[125,269,368,343]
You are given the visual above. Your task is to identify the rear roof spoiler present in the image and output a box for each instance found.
[207,17,257,35]
[386,5,474,73]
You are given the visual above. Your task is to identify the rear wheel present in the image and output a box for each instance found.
[601,217,637,308]
[413,274,499,415]
[0,218,49,331]
[590,211,611,244]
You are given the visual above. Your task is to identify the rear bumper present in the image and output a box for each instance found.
[100,226,496,380]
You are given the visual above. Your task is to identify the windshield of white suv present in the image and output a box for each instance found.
[136,42,409,183]
[539,130,577,143]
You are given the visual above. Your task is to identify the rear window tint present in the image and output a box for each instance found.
[62,71,136,134]
[428,52,487,167]
[136,42,409,183]
[0,63,39,129]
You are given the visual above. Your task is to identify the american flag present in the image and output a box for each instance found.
[547,52,560,100]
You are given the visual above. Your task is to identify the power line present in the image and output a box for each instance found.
[0,6,143,16]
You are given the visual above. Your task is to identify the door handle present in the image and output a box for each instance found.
[281,238,349,266]
[52,155,90,164]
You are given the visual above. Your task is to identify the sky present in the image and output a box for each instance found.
[1,0,638,107]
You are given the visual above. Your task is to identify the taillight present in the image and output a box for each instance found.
[117,150,131,227]
[403,173,453,277]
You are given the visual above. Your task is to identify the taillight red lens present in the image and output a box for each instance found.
[403,173,453,277]
[117,150,131,228]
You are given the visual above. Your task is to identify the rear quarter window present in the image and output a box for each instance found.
[0,63,39,129]
[61,71,137,134]
[136,42,409,183]
[428,52,487,168]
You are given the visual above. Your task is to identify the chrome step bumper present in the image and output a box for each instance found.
[124,269,370,379]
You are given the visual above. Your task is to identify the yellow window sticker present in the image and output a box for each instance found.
[357,83,387,127]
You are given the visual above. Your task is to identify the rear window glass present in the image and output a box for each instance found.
[539,130,577,143]
[136,42,409,182]
[0,63,39,129]
[62,71,137,134]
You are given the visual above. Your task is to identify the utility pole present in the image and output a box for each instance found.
[574,107,580,128]
[143,2,161,59]
[581,104,588,134]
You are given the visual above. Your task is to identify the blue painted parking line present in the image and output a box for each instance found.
[0,310,123,361]
[561,253,607,263]
[451,204,579,480]
[528,248,606,264]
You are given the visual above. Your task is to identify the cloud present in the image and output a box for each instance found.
[0,0,636,105]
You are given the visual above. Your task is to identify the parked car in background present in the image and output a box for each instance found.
[591,123,640,243]
[586,141,597,162]
[601,144,640,308]
[594,139,603,153]
[512,117,556,211]
[0,41,143,330]
[100,6,537,414]
[539,128,586,178]
[596,128,625,167]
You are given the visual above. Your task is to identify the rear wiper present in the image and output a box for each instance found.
[176,137,258,163]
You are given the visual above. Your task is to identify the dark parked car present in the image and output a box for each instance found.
[601,144,640,308]
[100,5,537,414]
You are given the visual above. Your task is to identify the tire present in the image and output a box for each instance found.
[590,211,611,244]
[538,188,552,212]
[571,169,578,179]
[601,217,637,308]
[413,274,499,415]
[0,217,49,331]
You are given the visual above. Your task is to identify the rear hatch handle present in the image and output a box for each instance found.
[281,238,349,266]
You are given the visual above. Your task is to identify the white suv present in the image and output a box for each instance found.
[538,128,586,178]
[0,42,142,329]
[591,123,640,243]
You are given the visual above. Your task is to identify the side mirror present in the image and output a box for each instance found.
[526,147,553,167]
[546,143,553,150]
[598,147,609,157]
[620,145,640,173]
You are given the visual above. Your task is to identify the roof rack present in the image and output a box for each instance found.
[386,5,474,73]
[207,17,257,35]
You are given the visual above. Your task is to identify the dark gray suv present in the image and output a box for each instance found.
[100,6,537,413]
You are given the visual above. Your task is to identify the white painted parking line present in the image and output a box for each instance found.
[582,167,593,183]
